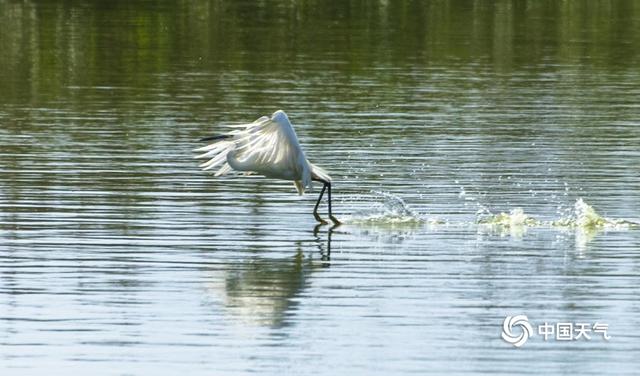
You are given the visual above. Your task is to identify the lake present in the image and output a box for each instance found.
[1,1,640,374]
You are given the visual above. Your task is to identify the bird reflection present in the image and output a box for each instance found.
[314,223,338,261]
[205,227,334,328]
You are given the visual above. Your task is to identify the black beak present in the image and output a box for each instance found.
[199,134,231,142]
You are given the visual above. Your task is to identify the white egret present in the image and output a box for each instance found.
[194,110,340,224]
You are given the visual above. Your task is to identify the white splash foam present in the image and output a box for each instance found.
[477,207,541,227]
[344,191,425,226]
[553,198,636,229]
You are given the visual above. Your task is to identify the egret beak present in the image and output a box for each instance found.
[199,135,231,142]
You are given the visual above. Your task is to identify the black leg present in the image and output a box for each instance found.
[313,178,341,225]
[313,183,328,224]
[327,182,341,224]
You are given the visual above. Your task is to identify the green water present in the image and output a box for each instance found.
[1,1,640,375]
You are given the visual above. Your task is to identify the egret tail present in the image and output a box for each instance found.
[199,134,232,142]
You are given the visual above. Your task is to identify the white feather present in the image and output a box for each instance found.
[194,110,331,195]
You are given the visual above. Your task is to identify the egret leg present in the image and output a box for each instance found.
[313,183,328,224]
[313,178,341,225]
[327,182,341,225]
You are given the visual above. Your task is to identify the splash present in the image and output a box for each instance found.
[476,198,636,230]
[345,191,426,226]
[343,194,636,233]
[553,198,637,230]
[552,198,639,252]
[476,207,540,238]
[477,207,541,227]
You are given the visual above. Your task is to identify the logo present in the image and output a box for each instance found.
[501,315,533,347]
[501,315,610,347]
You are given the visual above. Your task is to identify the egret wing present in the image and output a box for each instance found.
[194,116,311,187]
[228,118,309,182]
[192,117,269,176]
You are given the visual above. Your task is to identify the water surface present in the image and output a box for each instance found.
[1,1,640,374]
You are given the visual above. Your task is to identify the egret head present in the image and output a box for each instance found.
[271,110,290,124]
